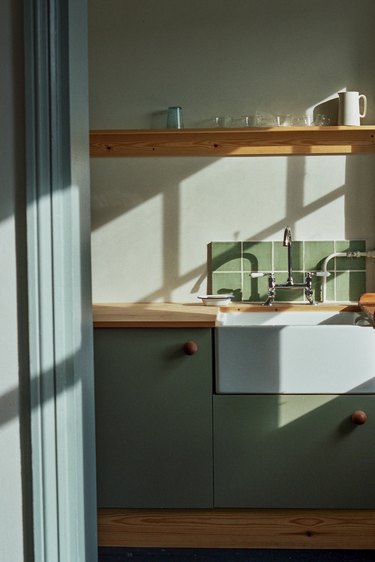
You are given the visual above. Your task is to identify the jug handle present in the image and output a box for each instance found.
[359,94,367,118]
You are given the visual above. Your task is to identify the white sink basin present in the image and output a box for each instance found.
[217,310,361,327]
[215,310,375,394]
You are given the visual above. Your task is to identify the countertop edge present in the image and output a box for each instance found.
[93,321,217,328]
[93,302,360,329]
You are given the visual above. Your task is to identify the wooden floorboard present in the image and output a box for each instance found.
[98,509,375,550]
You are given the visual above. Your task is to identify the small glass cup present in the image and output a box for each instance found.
[276,114,314,126]
[313,113,332,126]
[167,106,184,128]
[276,114,294,126]
[211,115,232,127]
[254,111,278,127]
[229,115,253,127]
[240,115,253,127]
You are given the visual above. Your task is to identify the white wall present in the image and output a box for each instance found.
[89,0,375,302]
[0,1,30,560]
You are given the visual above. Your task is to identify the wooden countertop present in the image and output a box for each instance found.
[359,293,375,325]
[93,302,359,328]
[93,303,219,328]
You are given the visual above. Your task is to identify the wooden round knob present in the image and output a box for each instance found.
[183,340,198,355]
[351,410,368,425]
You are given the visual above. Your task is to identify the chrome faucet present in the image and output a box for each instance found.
[263,270,315,306]
[283,226,293,285]
[251,226,317,305]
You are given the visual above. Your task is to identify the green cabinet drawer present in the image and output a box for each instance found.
[94,328,213,508]
[214,394,375,508]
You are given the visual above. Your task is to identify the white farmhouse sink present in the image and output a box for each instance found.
[215,310,375,394]
[217,310,361,327]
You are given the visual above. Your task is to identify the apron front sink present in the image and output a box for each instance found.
[215,310,375,394]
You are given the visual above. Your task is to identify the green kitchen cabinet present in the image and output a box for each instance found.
[94,328,213,508]
[214,394,375,508]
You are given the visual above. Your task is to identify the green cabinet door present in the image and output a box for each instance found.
[214,394,375,508]
[94,328,213,508]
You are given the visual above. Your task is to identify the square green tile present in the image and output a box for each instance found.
[312,273,334,303]
[311,275,321,303]
[211,272,242,301]
[335,240,366,270]
[336,240,366,252]
[335,271,366,302]
[210,242,242,272]
[324,272,335,302]
[243,241,272,273]
[304,241,334,271]
[243,272,269,302]
[274,241,303,271]
[274,290,305,303]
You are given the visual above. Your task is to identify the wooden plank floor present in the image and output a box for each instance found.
[98,509,375,550]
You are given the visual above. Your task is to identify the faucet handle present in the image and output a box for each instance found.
[250,272,266,278]
[250,272,274,278]
[315,271,331,277]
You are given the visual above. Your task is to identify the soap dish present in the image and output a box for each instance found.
[198,294,233,306]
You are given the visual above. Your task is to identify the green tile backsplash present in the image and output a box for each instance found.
[209,239,366,303]
[304,241,334,271]
[211,272,242,301]
[211,241,242,272]
[242,241,272,272]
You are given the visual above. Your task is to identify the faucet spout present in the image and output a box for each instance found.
[283,226,292,247]
[283,226,293,284]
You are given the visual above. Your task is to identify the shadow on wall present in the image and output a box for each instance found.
[88,0,375,301]
[90,152,375,302]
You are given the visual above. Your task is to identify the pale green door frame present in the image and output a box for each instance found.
[24,0,97,560]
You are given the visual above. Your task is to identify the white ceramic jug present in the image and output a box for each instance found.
[338,91,367,126]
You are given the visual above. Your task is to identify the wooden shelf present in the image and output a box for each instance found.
[90,126,375,157]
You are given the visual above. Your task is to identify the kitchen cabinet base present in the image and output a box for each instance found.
[98,508,375,549]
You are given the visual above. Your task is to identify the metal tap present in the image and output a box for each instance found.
[250,226,317,305]
[283,226,293,285]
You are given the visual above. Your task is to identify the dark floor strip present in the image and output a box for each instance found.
[98,547,375,562]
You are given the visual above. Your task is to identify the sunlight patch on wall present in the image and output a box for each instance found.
[295,195,345,240]
[178,158,289,277]
[296,156,347,239]
[304,156,346,206]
